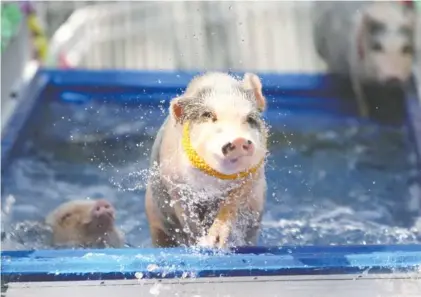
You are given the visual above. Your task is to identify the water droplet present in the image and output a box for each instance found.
[181,271,189,278]
[147,264,159,272]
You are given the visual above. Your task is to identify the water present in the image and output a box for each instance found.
[1,98,421,250]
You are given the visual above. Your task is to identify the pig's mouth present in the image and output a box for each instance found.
[218,154,255,172]
[86,214,114,233]
[229,158,239,163]
[219,154,247,164]
[90,221,113,233]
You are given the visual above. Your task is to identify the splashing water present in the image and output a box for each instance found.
[1,99,421,250]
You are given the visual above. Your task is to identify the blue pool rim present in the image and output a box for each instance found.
[1,68,421,282]
[2,245,421,282]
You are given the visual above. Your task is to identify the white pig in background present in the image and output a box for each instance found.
[145,72,269,249]
[312,1,417,117]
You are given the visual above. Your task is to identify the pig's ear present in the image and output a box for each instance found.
[243,73,266,112]
[170,96,188,124]
[356,13,382,60]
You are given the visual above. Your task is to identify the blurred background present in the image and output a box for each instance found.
[2,1,420,117]
[39,1,327,71]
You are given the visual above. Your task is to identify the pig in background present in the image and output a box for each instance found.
[46,199,125,248]
[312,1,417,119]
[1,198,125,250]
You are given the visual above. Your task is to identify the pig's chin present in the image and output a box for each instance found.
[86,217,114,234]
[209,154,256,175]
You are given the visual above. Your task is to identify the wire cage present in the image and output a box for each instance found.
[48,1,327,73]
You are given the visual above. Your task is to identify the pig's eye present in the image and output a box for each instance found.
[201,111,216,121]
[60,213,72,223]
[246,116,259,128]
[402,45,413,55]
[371,42,383,52]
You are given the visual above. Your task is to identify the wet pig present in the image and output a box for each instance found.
[46,199,125,248]
[145,72,269,249]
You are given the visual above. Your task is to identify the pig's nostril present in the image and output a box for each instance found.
[243,140,253,150]
[222,142,234,156]
[96,207,101,211]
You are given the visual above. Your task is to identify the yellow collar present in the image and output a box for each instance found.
[181,121,265,180]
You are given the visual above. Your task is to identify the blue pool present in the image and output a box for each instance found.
[2,70,421,250]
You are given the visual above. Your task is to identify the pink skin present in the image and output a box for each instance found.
[221,137,255,164]
[88,199,115,233]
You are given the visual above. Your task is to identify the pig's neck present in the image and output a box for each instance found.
[159,118,244,196]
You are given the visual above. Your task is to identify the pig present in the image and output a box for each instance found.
[46,199,125,248]
[145,72,268,249]
[312,1,416,117]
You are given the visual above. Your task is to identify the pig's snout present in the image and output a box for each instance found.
[92,200,114,225]
[221,138,254,159]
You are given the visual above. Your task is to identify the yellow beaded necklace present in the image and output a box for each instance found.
[181,121,265,180]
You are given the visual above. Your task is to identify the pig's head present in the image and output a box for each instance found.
[355,2,415,87]
[170,73,268,176]
[47,199,117,246]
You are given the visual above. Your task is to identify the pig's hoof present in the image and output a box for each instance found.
[198,221,231,249]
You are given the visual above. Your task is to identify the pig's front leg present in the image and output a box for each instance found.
[351,72,369,118]
[198,179,254,249]
[198,200,237,249]
[348,27,369,118]
[173,199,203,246]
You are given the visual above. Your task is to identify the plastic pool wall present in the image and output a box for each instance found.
[2,69,421,173]
[1,69,421,284]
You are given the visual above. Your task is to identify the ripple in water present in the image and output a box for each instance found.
[1,99,421,250]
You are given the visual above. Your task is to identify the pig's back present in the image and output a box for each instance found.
[312,1,370,75]
[185,72,241,96]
